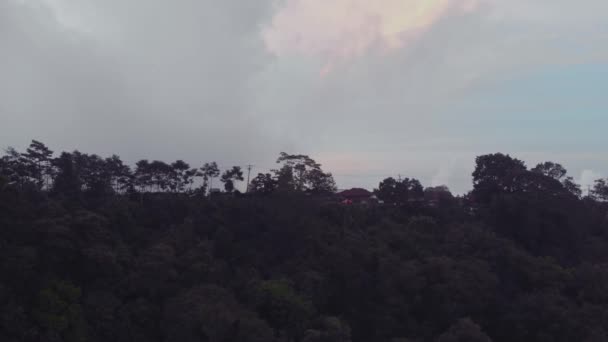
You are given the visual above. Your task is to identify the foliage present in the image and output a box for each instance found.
[221,166,244,193]
[1,141,608,342]
[375,177,424,204]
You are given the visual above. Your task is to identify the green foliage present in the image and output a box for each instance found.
[375,177,424,205]
[274,153,337,194]
[2,142,608,342]
[33,280,87,342]
[256,279,315,339]
[162,285,273,342]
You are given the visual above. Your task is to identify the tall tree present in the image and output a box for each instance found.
[221,166,244,193]
[472,153,527,203]
[21,140,54,189]
[135,160,153,192]
[149,161,173,192]
[592,179,608,201]
[249,173,278,195]
[74,152,113,196]
[52,152,82,197]
[274,153,336,193]
[200,162,220,193]
[0,147,29,188]
[105,155,132,193]
[170,160,197,193]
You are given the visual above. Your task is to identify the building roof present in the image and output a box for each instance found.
[337,188,373,199]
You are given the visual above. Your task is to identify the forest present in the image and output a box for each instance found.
[1,140,608,342]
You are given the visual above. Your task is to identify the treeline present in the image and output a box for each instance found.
[1,140,608,342]
[0,141,337,197]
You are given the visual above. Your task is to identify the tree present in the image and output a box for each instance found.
[276,164,296,193]
[200,162,220,193]
[375,177,424,205]
[562,176,582,198]
[170,160,197,193]
[591,179,608,201]
[135,160,153,192]
[274,153,336,194]
[221,166,244,193]
[105,155,132,193]
[1,147,30,189]
[532,162,581,197]
[74,152,113,196]
[531,162,567,180]
[308,168,337,194]
[52,152,82,197]
[249,173,278,195]
[424,186,455,207]
[163,286,273,342]
[424,186,453,199]
[472,153,527,203]
[33,280,87,342]
[149,161,173,192]
[256,279,314,341]
[21,140,54,189]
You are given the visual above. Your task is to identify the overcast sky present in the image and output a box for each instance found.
[2,0,607,193]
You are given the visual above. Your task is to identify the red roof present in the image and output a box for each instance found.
[337,188,373,199]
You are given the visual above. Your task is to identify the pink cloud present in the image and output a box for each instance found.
[263,0,480,65]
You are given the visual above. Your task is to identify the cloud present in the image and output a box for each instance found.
[263,0,479,68]
[0,0,280,163]
[1,0,607,194]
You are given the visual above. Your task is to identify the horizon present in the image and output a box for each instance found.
[1,138,599,196]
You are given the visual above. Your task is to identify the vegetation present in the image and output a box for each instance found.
[1,141,608,342]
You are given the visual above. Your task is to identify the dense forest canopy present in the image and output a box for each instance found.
[1,140,608,342]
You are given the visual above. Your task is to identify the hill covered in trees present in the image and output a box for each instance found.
[1,140,608,342]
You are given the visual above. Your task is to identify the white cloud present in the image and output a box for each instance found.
[263,0,480,71]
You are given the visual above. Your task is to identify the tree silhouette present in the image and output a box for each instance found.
[592,179,608,201]
[105,155,132,193]
[221,166,244,193]
[200,162,220,193]
[274,153,336,193]
[1,147,29,189]
[52,152,82,198]
[3,139,608,342]
[21,140,54,189]
[375,177,423,205]
[531,162,567,180]
[532,161,581,197]
[170,160,197,193]
[249,173,278,195]
[472,153,527,203]
[135,160,153,192]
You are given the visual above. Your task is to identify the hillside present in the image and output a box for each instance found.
[1,141,608,342]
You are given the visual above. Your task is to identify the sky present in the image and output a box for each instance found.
[1,0,607,193]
